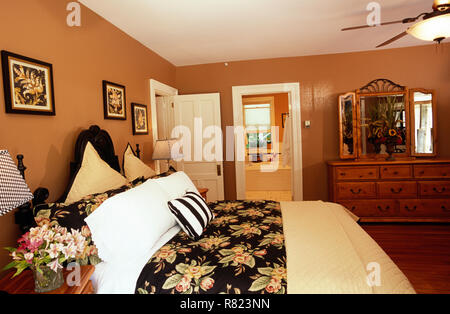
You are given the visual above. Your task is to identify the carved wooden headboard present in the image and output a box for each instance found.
[16,125,139,233]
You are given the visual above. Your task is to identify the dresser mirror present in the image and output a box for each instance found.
[338,79,437,160]
[410,88,436,157]
[338,93,357,159]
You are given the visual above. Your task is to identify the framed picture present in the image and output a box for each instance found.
[1,50,56,115]
[103,80,126,120]
[131,103,149,135]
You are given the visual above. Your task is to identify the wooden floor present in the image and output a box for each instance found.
[361,223,450,294]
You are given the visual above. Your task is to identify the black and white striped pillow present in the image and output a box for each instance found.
[168,191,214,240]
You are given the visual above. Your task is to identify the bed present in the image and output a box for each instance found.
[25,125,415,294]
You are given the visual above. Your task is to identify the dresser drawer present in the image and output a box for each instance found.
[414,165,450,179]
[377,181,418,199]
[399,199,450,217]
[339,200,399,217]
[419,181,450,197]
[380,165,412,179]
[335,167,378,181]
[336,182,376,200]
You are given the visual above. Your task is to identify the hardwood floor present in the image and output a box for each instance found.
[361,223,450,294]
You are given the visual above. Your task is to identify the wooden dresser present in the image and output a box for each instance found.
[328,159,450,222]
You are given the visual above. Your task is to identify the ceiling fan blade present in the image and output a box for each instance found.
[341,20,404,31]
[376,31,408,48]
[341,12,427,32]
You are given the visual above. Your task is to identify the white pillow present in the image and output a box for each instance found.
[65,142,128,204]
[153,171,199,200]
[123,144,156,182]
[85,179,176,263]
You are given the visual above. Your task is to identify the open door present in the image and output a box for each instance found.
[172,93,224,201]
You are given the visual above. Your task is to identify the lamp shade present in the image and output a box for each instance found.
[407,13,450,42]
[152,139,183,161]
[0,150,33,216]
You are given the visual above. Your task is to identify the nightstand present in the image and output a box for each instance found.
[198,188,209,201]
[0,265,95,294]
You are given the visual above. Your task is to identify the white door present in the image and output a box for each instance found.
[172,93,224,201]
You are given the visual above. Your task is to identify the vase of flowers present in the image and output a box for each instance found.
[3,224,91,293]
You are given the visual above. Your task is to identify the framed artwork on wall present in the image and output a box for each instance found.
[103,80,126,120]
[131,103,149,135]
[1,50,56,116]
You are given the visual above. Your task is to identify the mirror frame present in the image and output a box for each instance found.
[409,88,437,157]
[355,79,410,159]
[338,92,357,159]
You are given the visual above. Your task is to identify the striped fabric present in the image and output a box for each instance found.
[168,191,214,240]
[0,150,33,216]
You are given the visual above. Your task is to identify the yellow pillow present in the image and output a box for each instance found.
[123,144,156,182]
[65,142,128,204]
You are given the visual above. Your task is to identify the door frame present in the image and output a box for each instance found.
[232,83,303,201]
[149,79,178,174]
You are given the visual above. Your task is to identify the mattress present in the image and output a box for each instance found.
[91,201,415,294]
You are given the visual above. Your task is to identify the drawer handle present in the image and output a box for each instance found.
[377,205,390,212]
[433,187,446,194]
[404,205,417,212]
[390,188,403,194]
[368,172,374,175]
[442,206,450,212]
[350,206,356,212]
[350,188,362,195]
[443,173,447,176]
[340,172,346,176]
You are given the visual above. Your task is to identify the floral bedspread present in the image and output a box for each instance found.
[135,200,287,294]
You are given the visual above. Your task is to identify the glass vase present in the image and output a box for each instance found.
[31,266,64,293]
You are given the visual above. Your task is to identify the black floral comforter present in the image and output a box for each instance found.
[135,200,287,294]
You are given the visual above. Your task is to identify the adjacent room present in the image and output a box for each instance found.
[0,0,449,298]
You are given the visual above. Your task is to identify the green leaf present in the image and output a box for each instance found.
[166,253,177,264]
[218,255,235,264]
[137,288,149,294]
[175,263,189,274]
[249,276,272,292]
[88,255,102,265]
[162,274,183,290]
[245,257,255,268]
[201,265,216,275]
[2,261,19,272]
[36,209,51,219]
[257,267,274,276]
[4,247,17,253]
[218,249,234,256]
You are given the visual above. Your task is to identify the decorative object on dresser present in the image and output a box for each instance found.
[0,150,33,216]
[1,50,56,116]
[131,103,149,135]
[0,265,95,294]
[338,79,437,160]
[102,80,126,120]
[328,159,450,222]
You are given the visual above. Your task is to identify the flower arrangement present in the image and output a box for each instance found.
[366,95,405,156]
[3,224,95,278]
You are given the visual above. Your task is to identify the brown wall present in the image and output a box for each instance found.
[176,44,450,201]
[0,0,176,270]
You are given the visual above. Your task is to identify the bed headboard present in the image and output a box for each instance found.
[59,125,121,202]
[16,125,141,233]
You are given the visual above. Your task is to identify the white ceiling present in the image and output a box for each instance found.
[79,0,445,66]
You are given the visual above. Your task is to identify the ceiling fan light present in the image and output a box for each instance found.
[407,13,450,41]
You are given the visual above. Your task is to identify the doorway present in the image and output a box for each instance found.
[232,83,303,201]
[242,93,292,201]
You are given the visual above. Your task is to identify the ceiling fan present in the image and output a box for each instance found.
[342,0,450,48]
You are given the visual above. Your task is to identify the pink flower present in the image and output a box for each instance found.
[48,259,63,273]
[175,276,191,293]
[24,253,34,264]
[265,278,281,294]
[200,278,215,291]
